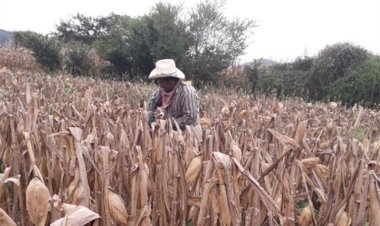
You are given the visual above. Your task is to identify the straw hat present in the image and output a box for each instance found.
[149,59,185,79]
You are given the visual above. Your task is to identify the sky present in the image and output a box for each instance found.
[1,0,379,63]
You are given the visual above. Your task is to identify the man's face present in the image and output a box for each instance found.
[156,77,176,92]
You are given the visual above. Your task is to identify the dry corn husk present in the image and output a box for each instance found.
[213,152,232,225]
[50,203,100,226]
[0,167,20,186]
[136,205,152,226]
[106,189,128,225]
[200,117,214,128]
[301,157,321,168]
[238,110,249,120]
[216,167,231,226]
[26,177,51,226]
[250,105,259,114]
[335,211,351,226]
[272,102,281,113]
[294,120,308,145]
[0,208,16,226]
[212,152,231,169]
[369,173,380,225]
[185,155,203,184]
[299,205,312,226]
[232,145,242,162]
[221,106,230,117]
[328,101,338,109]
[0,67,10,74]
[334,202,351,226]
[68,127,91,207]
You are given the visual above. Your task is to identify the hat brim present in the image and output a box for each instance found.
[149,68,185,80]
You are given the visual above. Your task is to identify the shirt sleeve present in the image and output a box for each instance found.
[147,89,162,124]
[176,85,200,130]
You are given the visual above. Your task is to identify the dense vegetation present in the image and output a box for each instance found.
[11,0,254,86]
[246,43,380,108]
[2,0,380,107]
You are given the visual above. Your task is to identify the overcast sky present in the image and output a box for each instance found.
[1,0,379,63]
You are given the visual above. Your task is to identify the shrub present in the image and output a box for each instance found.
[13,31,62,72]
[306,42,369,100]
[64,42,107,76]
[326,55,380,107]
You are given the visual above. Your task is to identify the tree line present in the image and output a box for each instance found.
[10,0,380,107]
[245,43,380,107]
[13,0,255,87]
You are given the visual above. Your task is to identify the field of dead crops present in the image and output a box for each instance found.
[0,68,380,226]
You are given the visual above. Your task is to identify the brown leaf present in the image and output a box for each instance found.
[26,177,51,226]
[0,208,16,226]
[51,204,100,226]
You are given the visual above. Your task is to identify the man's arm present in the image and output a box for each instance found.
[147,89,162,125]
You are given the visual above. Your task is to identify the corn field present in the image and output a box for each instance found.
[0,68,380,226]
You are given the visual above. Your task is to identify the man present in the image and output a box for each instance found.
[147,59,202,140]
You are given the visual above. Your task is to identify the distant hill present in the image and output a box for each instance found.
[0,29,14,45]
[244,58,278,67]
[257,58,277,66]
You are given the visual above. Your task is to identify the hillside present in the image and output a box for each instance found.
[0,29,13,44]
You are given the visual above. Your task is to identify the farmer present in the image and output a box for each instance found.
[147,59,202,141]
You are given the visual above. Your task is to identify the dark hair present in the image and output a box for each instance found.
[167,77,180,83]
[156,76,180,83]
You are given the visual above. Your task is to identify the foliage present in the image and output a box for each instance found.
[44,1,255,84]
[123,17,154,78]
[64,42,100,76]
[306,42,369,100]
[8,2,380,111]
[90,14,132,78]
[13,31,62,72]
[248,43,377,108]
[146,2,188,65]
[55,13,117,45]
[186,0,255,85]
[326,55,380,107]
[252,57,311,98]
[244,60,261,94]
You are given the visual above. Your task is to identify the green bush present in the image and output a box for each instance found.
[64,42,96,76]
[306,42,369,100]
[252,57,311,98]
[326,55,380,107]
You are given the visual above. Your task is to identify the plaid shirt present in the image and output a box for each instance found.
[148,81,201,130]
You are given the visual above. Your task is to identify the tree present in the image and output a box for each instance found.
[145,2,189,69]
[92,15,131,77]
[326,55,380,107]
[51,1,255,82]
[55,13,120,45]
[186,0,255,85]
[123,17,154,78]
[306,42,369,100]
[248,57,312,98]
[64,42,95,76]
